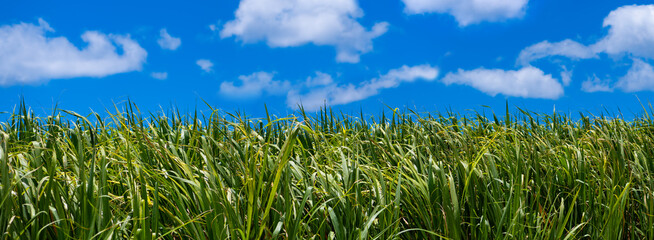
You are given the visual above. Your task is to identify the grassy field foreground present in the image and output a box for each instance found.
[1,102,654,239]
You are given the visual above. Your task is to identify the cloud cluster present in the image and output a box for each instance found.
[402,0,528,26]
[157,29,181,50]
[215,0,569,102]
[517,4,654,93]
[442,66,563,99]
[0,19,147,86]
[436,4,654,98]
[519,5,654,66]
[579,59,654,94]
[222,64,565,107]
[220,0,388,63]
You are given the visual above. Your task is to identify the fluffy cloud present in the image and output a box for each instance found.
[219,72,291,98]
[157,29,181,50]
[220,0,388,63]
[441,66,563,99]
[593,5,654,59]
[0,19,147,86]
[150,72,168,80]
[287,65,438,110]
[615,59,654,92]
[402,0,528,26]
[196,59,214,72]
[519,5,654,66]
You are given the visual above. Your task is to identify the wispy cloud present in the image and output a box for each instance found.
[517,40,596,66]
[219,72,291,98]
[286,65,438,110]
[560,66,573,86]
[196,59,214,73]
[0,19,147,86]
[402,0,529,26]
[150,72,168,80]
[220,0,388,63]
[581,75,613,93]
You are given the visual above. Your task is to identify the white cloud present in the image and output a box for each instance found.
[157,28,181,50]
[196,59,214,72]
[0,19,147,86]
[517,40,596,66]
[219,72,291,98]
[615,59,654,92]
[220,0,388,63]
[593,5,654,59]
[441,66,563,99]
[287,64,438,110]
[402,0,528,26]
[581,75,613,92]
[151,72,168,80]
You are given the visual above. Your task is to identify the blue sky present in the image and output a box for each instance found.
[2,0,654,118]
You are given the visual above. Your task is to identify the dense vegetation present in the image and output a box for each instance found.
[1,102,654,239]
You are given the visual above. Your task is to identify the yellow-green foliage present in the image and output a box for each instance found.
[1,102,654,239]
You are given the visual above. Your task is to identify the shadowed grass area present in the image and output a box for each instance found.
[1,100,654,239]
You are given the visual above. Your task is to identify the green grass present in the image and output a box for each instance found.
[1,101,654,239]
